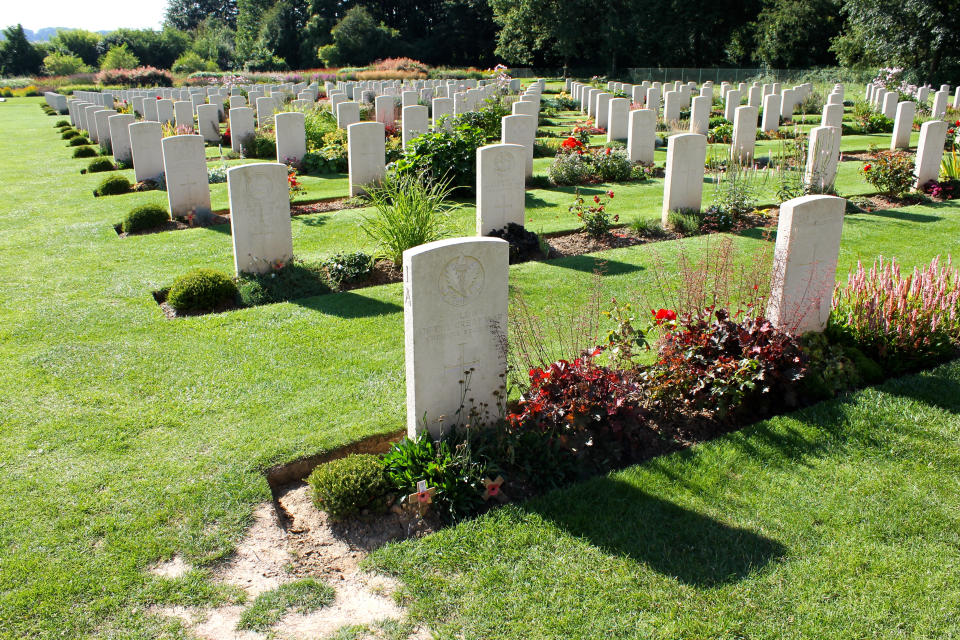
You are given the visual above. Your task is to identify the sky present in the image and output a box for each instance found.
[4,0,167,33]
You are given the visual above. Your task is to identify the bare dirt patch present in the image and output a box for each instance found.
[152,486,434,640]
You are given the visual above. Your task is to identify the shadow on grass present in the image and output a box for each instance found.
[850,208,942,223]
[880,358,960,415]
[293,290,401,318]
[543,255,645,275]
[294,214,330,228]
[526,476,786,587]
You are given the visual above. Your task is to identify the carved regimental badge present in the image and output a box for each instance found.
[438,255,484,307]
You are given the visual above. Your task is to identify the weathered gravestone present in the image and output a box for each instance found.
[661,133,707,225]
[432,97,454,132]
[228,163,294,275]
[94,109,117,153]
[607,98,630,141]
[161,135,211,221]
[689,96,710,135]
[129,121,164,183]
[375,95,395,126]
[821,103,843,129]
[348,121,386,197]
[403,237,509,437]
[197,104,220,143]
[761,93,781,133]
[157,99,175,125]
[767,195,846,333]
[627,108,656,163]
[174,100,194,132]
[336,101,360,129]
[275,111,306,165]
[476,143,526,235]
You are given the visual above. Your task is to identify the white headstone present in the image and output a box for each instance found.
[174,100,194,131]
[476,143,526,235]
[229,107,255,154]
[402,105,429,147]
[731,105,758,164]
[161,135,211,219]
[347,121,386,197]
[107,113,135,165]
[890,101,917,150]
[228,163,294,275]
[724,90,741,122]
[914,120,948,188]
[375,95,395,126]
[821,103,843,129]
[767,195,846,333]
[662,133,707,225]
[157,99,175,125]
[94,109,117,153]
[197,104,220,143]
[627,109,656,163]
[932,90,949,119]
[403,237,509,437]
[337,101,360,129]
[129,121,164,183]
[761,93,781,133]
[275,111,306,166]
[805,126,841,193]
[689,96,710,135]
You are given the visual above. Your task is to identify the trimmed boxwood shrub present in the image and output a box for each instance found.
[307,454,389,520]
[167,268,238,313]
[55,119,69,127]
[69,136,91,146]
[72,146,98,158]
[62,129,79,140]
[122,204,169,233]
[94,175,131,196]
[87,158,115,173]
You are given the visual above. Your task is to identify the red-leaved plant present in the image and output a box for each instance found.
[644,307,807,419]
[829,255,960,371]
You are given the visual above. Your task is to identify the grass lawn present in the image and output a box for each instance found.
[1,91,959,639]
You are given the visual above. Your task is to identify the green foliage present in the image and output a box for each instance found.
[667,209,704,235]
[49,28,102,67]
[453,101,511,141]
[94,175,131,196]
[236,579,335,632]
[548,148,631,186]
[171,51,219,73]
[569,188,617,238]
[381,430,489,523]
[320,251,373,288]
[303,108,339,150]
[61,129,80,140]
[167,268,238,313]
[629,216,668,238]
[798,331,866,400]
[317,6,400,67]
[852,101,893,133]
[99,43,140,71]
[235,259,331,306]
[43,52,91,76]
[99,27,191,69]
[753,0,842,68]
[69,136,91,147]
[86,158,115,173]
[307,454,389,520]
[861,150,915,197]
[394,123,486,189]
[121,204,169,234]
[0,25,43,76]
[361,172,454,265]
[72,145,97,158]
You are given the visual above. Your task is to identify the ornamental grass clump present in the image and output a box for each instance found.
[360,172,454,266]
[829,255,960,371]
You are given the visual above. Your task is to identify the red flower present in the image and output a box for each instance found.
[593,195,600,204]
[653,308,677,324]
[605,147,611,155]
[864,164,872,171]
[560,136,582,150]
[607,190,614,199]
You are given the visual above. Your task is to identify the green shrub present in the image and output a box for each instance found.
[307,454,389,520]
[171,51,218,74]
[61,129,79,140]
[121,204,169,233]
[73,145,98,158]
[861,150,915,197]
[320,251,373,288]
[235,259,331,306]
[166,268,238,313]
[250,132,276,159]
[303,108,339,151]
[87,157,115,173]
[667,209,703,235]
[453,101,511,141]
[94,175,131,196]
[593,149,631,182]
[55,119,70,127]
[548,151,592,186]
[69,136,91,146]
[361,172,454,265]
[394,123,486,189]
[630,216,668,238]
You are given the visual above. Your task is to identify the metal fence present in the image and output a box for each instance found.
[512,67,848,84]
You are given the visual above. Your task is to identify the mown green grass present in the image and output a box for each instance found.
[0,92,958,639]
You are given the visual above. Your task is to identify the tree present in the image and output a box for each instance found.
[257,0,311,68]
[753,0,842,68]
[48,29,102,67]
[165,0,239,29]
[99,28,190,69]
[317,6,399,67]
[99,43,140,70]
[190,17,237,70]
[42,52,90,75]
[489,0,593,67]
[833,0,960,82]
[0,24,43,76]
